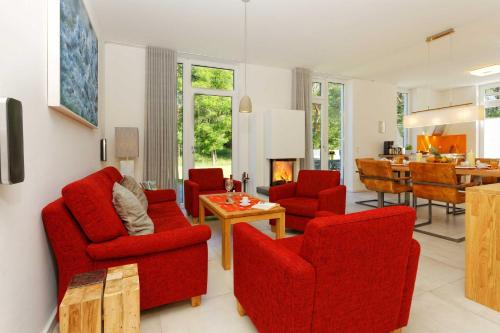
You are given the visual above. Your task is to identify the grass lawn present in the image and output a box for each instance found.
[177,156,232,179]
[195,157,232,177]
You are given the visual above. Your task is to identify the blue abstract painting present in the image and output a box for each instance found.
[60,0,98,126]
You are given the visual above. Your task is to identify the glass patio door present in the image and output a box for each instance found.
[311,80,344,175]
[177,60,237,204]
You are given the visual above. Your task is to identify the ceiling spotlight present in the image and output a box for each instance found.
[470,65,500,77]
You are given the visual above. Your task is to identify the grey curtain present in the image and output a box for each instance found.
[144,47,178,190]
[292,68,313,169]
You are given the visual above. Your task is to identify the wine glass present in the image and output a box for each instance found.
[225,178,234,203]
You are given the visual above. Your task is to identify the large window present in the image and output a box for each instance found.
[483,85,500,157]
[311,79,344,174]
[176,64,184,202]
[190,66,234,176]
[176,61,237,203]
[397,92,408,146]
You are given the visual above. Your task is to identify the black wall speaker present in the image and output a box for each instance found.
[100,138,107,161]
[0,98,24,184]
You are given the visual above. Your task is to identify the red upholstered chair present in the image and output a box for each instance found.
[42,167,211,311]
[234,206,420,333]
[184,168,242,221]
[269,170,346,231]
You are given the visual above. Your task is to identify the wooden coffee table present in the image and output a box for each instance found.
[198,193,286,270]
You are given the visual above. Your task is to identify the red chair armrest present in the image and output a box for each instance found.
[397,239,421,328]
[269,182,297,202]
[184,180,200,216]
[87,225,211,260]
[318,185,346,214]
[233,180,242,192]
[144,189,176,204]
[233,224,315,332]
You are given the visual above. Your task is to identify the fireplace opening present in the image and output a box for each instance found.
[270,159,295,186]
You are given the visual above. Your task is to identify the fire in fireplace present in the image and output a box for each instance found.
[270,159,295,186]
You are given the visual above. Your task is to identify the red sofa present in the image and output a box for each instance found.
[184,168,242,220]
[269,170,346,231]
[234,206,420,333]
[42,167,211,311]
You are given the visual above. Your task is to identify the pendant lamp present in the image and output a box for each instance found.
[239,0,252,113]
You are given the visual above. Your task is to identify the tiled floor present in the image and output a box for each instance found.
[53,192,500,333]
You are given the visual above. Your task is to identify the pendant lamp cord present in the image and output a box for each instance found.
[244,1,248,95]
[449,35,453,106]
[426,42,431,110]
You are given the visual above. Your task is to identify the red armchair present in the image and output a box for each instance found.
[184,168,242,221]
[269,170,346,231]
[42,167,211,311]
[234,206,420,333]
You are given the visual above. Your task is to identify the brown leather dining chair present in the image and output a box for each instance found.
[357,159,412,208]
[476,158,499,185]
[409,162,474,242]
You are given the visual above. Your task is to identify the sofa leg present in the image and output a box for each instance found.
[191,296,201,307]
[236,300,246,316]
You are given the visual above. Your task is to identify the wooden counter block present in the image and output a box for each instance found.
[104,264,140,333]
[59,274,104,333]
[465,184,500,311]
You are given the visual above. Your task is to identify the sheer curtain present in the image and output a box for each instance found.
[143,47,178,190]
[292,68,313,169]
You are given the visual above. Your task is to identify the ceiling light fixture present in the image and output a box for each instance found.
[469,65,500,77]
[239,0,252,113]
[404,28,485,128]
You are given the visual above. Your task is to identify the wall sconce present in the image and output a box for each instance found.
[100,138,107,161]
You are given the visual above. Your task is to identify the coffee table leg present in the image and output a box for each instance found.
[275,213,285,239]
[221,220,231,270]
[198,200,205,225]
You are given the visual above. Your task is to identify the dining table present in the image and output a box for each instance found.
[391,163,500,184]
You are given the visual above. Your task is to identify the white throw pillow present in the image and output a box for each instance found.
[121,175,148,210]
[112,183,154,236]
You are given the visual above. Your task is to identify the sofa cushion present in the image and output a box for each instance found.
[101,166,123,183]
[147,201,191,232]
[62,170,127,243]
[121,175,148,210]
[278,197,319,218]
[188,168,224,191]
[148,201,186,219]
[112,183,154,236]
[296,170,340,198]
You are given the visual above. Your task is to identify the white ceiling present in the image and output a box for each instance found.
[87,0,500,89]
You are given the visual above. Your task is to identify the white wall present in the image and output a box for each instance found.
[104,43,146,180]
[102,46,293,193]
[0,0,104,332]
[244,64,292,191]
[344,79,398,192]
